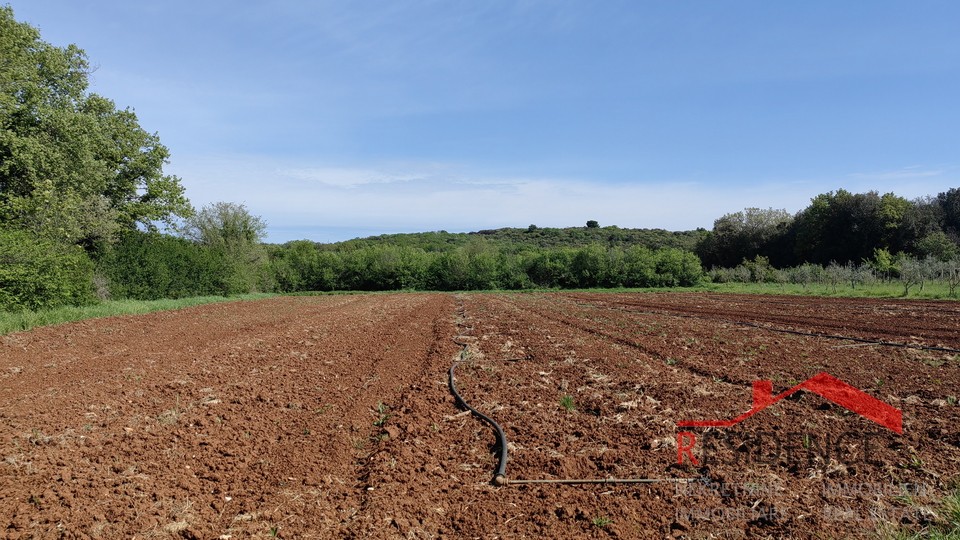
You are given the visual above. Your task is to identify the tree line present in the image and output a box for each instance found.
[695,189,960,268]
[353,225,707,253]
[97,229,703,300]
[267,240,702,293]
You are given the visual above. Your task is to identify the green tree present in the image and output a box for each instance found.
[894,196,944,254]
[866,247,896,281]
[429,249,470,290]
[937,188,960,240]
[653,247,703,286]
[915,231,959,262]
[176,202,268,293]
[571,244,610,287]
[528,249,573,288]
[0,6,191,244]
[740,255,775,283]
[696,207,793,268]
[794,190,908,265]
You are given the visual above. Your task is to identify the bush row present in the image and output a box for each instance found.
[267,241,703,292]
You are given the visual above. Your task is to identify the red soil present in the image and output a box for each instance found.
[0,292,958,539]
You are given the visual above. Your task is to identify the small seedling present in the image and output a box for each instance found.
[560,395,576,412]
[373,402,391,426]
[904,454,924,469]
[592,516,612,527]
[665,358,679,366]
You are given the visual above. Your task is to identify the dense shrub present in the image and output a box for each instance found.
[98,231,234,300]
[0,229,96,311]
[264,241,703,292]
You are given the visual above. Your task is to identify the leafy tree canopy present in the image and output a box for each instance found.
[0,6,191,244]
[177,202,267,247]
[175,202,268,293]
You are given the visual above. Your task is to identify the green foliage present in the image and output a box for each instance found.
[0,228,96,311]
[570,243,610,287]
[0,6,191,242]
[706,256,960,299]
[797,190,929,265]
[738,255,776,283]
[696,207,793,268]
[347,226,706,253]
[262,240,702,292]
[528,249,574,288]
[869,247,897,277]
[699,188,960,270]
[0,6,198,312]
[592,516,613,528]
[176,202,268,293]
[97,231,236,300]
[917,232,960,261]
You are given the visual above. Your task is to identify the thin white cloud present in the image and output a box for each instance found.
[170,154,746,239]
[847,166,946,181]
[279,167,421,188]
[167,154,960,243]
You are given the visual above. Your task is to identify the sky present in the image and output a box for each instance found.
[11,1,960,243]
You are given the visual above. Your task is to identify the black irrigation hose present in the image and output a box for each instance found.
[449,303,513,486]
[448,360,516,486]
[449,299,700,487]
[573,301,960,354]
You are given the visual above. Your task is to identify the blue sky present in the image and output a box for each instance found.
[12,1,960,243]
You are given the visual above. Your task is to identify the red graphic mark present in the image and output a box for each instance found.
[678,373,902,434]
[677,432,699,465]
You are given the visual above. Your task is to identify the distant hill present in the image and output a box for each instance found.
[319,225,708,253]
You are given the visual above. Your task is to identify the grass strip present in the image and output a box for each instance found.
[0,293,276,335]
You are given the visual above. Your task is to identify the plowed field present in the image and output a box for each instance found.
[1,292,958,539]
